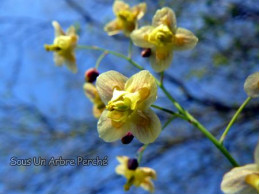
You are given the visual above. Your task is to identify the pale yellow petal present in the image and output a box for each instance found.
[93,105,104,118]
[97,110,129,142]
[66,26,76,36]
[96,71,128,104]
[124,70,157,109]
[140,178,155,193]
[115,156,128,175]
[152,7,177,33]
[52,21,65,37]
[53,53,64,66]
[150,47,173,72]
[221,164,258,194]
[130,26,154,48]
[134,167,156,192]
[104,19,122,36]
[113,0,129,15]
[131,3,147,20]
[244,72,259,98]
[173,28,198,50]
[130,109,161,144]
[64,53,77,73]
[83,83,97,102]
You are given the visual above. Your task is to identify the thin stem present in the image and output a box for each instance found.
[95,51,108,69]
[162,115,177,130]
[219,97,252,144]
[77,45,144,70]
[128,40,133,59]
[160,71,165,86]
[137,144,148,164]
[77,44,239,167]
[151,104,186,120]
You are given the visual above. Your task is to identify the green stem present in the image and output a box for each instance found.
[137,144,148,164]
[160,71,165,86]
[219,97,252,144]
[151,104,186,120]
[128,40,133,59]
[77,45,144,70]
[162,115,177,130]
[77,44,239,167]
[95,51,108,69]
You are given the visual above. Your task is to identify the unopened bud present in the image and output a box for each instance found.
[121,132,134,144]
[127,158,138,170]
[85,68,99,83]
[141,48,151,57]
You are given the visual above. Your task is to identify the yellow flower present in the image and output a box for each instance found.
[96,70,161,144]
[44,21,78,73]
[104,0,147,37]
[221,144,259,194]
[116,156,156,193]
[244,72,259,98]
[131,7,198,72]
[83,83,105,118]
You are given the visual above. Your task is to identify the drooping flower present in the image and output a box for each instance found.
[116,156,156,193]
[96,70,161,144]
[83,83,105,118]
[221,144,259,194]
[244,72,259,98]
[131,7,198,72]
[104,0,147,37]
[44,21,78,73]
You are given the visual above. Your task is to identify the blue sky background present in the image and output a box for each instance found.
[0,0,258,193]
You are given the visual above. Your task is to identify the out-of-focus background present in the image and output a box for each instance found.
[0,0,258,193]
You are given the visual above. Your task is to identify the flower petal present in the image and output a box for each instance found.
[66,26,77,37]
[221,164,258,194]
[96,71,128,104]
[131,3,147,20]
[104,19,122,36]
[113,0,129,15]
[52,21,65,37]
[64,53,77,73]
[97,110,129,142]
[173,28,198,50]
[150,47,173,72]
[130,26,154,48]
[130,109,161,144]
[115,156,128,175]
[125,70,157,109]
[134,167,156,193]
[53,53,64,66]
[83,83,97,102]
[152,7,177,33]
[244,72,259,98]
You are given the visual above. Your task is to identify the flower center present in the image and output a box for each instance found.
[148,25,173,47]
[117,10,135,23]
[106,88,145,122]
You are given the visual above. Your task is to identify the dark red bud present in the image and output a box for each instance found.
[85,68,99,83]
[121,132,134,144]
[127,158,139,170]
[141,48,151,58]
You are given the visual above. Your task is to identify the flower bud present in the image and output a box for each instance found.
[141,48,151,57]
[121,132,134,144]
[127,158,138,170]
[85,68,99,83]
